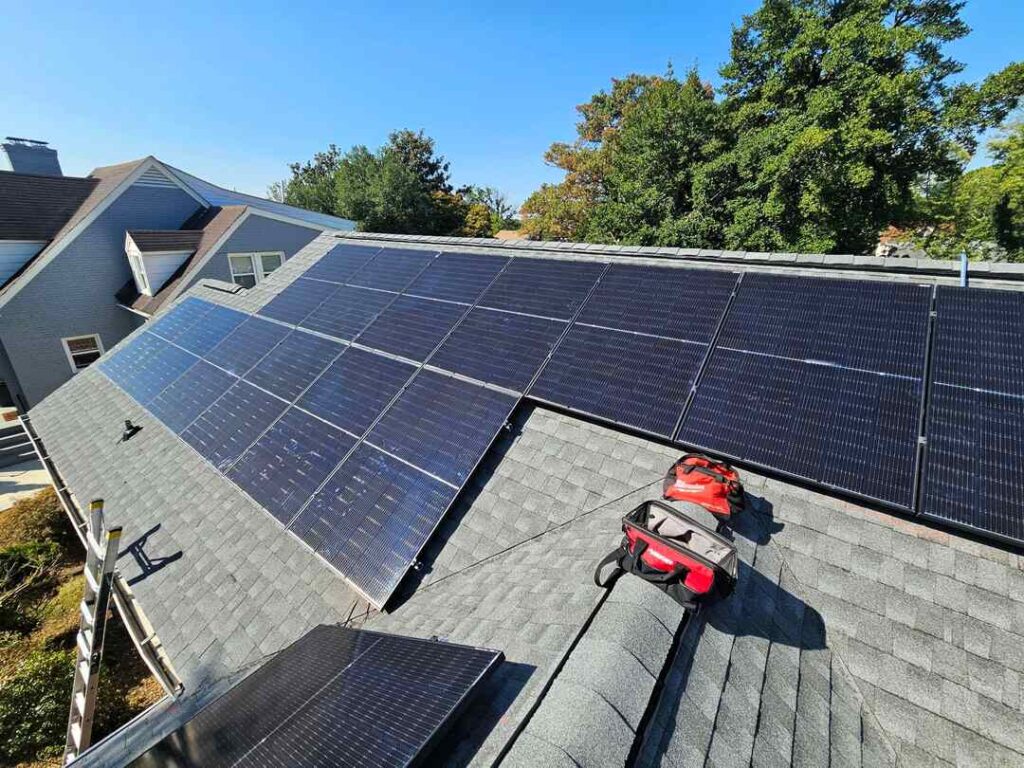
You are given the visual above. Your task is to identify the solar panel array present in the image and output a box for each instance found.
[128,624,502,768]
[101,240,1024,588]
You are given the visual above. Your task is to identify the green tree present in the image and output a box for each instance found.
[463,186,519,231]
[387,129,453,194]
[267,145,343,215]
[462,203,494,237]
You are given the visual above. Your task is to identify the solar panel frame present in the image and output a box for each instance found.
[356,295,468,362]
[404,251,511,304]
[477,257,605,320]
[288,443,457,607]
[530,325,706,438]
[367,370,518,485]
[228,407,358,525]
[715,273,932,377]
[429,307,567,392]
[297,347,416,435]
[303,243,382,284]
[259,277,340,326]
[244,331,345,402]
[348,247,438,292]
[299,284,397,341]
[576,264,739,343]
[678,349,922,509]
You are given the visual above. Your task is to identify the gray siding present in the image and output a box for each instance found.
[183,214,319,289]
[0,183,201,406]
[0,340,24,406]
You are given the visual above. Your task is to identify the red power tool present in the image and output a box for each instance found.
[662,453,744,519]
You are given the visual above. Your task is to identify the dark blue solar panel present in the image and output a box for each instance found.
[678,349,920,508]
[357,296,466,362]
[100,332,197,405]
[182,381,288,471]
[531,325,704,438]
[367,371,517,485]
[229,408,357,525]
[578,264,737,343]
[303,243,381,284]
[148,361,237,434]
[299,285,395,341]
[716,273,931,377]
[288,444,456,607]
[920,384,1024,543]
[259,278,339,325]
[297,348,414,435]
[148,297,215,342]
[932,286,1024,396]
[174,304,247,357]
[430,308,566,391]
[477,258,604,320]
[245,331,344,402]
[205,317,290,377]
[404,251,510,304]
[349,247,437,292]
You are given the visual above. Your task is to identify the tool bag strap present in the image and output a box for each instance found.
[594,544,626,588]
[678,453,729,484]
[594,537,688,589]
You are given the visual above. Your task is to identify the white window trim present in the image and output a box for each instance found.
[227,251,285,287]
[61,334,105,374]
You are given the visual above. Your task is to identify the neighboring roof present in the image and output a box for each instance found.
[117,206,248,316]
[0,170,96,241]
[127,229,205,253]
[30,233,1024,767]
[165,163,356,232]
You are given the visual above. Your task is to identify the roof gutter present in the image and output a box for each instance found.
[19,412,183,697]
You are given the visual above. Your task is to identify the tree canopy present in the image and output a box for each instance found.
[521,0,1024,256]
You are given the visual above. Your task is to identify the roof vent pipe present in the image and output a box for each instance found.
[960,252,969,288]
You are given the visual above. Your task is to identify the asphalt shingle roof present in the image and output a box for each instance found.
[126,229,204,253]
[30,232,1024,768]
[0,170,96,241]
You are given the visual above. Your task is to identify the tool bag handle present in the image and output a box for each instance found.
[593,538,687,589]
[676,453,730,484]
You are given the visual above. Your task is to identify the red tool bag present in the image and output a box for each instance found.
[663,453,744,519]
[594,500,738,610]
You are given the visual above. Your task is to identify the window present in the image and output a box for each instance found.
[130,251,149,293]
[228,252,284,288]
[62,334,104,373]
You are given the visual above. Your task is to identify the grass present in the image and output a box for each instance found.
[0,488,163,766]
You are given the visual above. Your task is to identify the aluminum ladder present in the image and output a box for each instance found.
[63,499,121,765]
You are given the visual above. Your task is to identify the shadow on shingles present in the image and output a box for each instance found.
[119,523,183,587]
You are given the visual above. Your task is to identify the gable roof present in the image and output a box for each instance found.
[0,170,96,241]
[28,233,1024,767]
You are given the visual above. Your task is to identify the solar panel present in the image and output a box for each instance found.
[357,295,467,362]
[259,277,339,325]
[173,304,247,357]
[367,370,517,485]
[531,325,705,438]
[299,284,395,341]
[244,331,344,402]
[205,316,290,377]
[577,264,738,343]
[349,247,437,292]
[297,347,415,435]
[920,384,1024,543]
[716,274,932,377]
[430,308,566,391]
[303,243,381,284]
[678,349,920,508]
[289,444,456,607]
[148,361,237,434]
[148,297,214,342]
[99,332,197,405]
[229,407,357,524]
[182,381,288,471]
[478,258,605,319]
[128,625,501,768]
[932,286,1024,396]
[404,251,510,304]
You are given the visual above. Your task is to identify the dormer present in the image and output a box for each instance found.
[125,229,204,296]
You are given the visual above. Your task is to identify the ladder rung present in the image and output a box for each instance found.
[70,721,82,747]
[76,630,91,658]
[79,600,94,627]
[74,691,87,716]
[83,566,99,594]
[77,659,90,682]
[86,532,105,559]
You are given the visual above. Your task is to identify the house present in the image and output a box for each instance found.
[25,232,1024,767]
[0,137,353,407]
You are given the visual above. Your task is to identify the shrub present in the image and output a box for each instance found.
[0,648,74,763]
[0,488,73,557]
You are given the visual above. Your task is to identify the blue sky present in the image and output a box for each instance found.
[2,1,1020,207]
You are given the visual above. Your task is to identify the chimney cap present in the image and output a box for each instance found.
[3,137,50,146]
